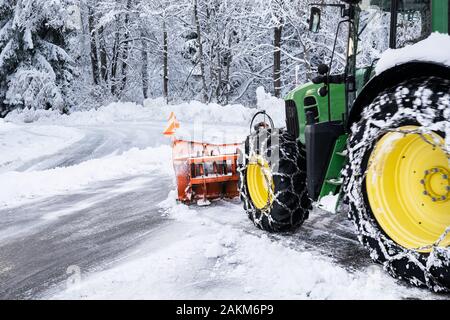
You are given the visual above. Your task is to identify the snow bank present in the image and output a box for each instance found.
[255,86,285,127]
[143,99,254,124]
[49,198,428,300]
[4,102,146,125]
[0,121,84,172]
[376,33,450,75]
[0,145,172,208]
[5,88,286,128]
[142,87,285,127]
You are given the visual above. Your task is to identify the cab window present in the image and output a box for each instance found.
[357,0,392,68]
[395,0,432,48]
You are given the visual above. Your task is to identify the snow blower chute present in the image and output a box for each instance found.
[163,112,241,204]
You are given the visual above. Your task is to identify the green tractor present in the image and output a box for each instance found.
[239,0,450,291]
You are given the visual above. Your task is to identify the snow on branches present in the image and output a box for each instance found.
[0,0,76,116]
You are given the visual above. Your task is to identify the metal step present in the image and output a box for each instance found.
[325,178,343,186]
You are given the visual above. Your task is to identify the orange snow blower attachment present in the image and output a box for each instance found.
[172,139,241,204]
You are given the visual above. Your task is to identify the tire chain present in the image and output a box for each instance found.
[343,77,450,291]
[238,129,309,231]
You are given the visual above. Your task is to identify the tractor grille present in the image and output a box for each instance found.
[285,100,299,138]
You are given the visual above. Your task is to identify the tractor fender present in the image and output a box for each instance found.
[347,61,450,128]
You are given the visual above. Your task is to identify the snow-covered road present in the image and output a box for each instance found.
[0,174,171,299]
[0,103,448,300]
[13,122,168,172]
[0,121,173,298]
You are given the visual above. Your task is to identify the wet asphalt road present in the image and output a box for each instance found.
[0,175,171,299]
[0,122,171,299]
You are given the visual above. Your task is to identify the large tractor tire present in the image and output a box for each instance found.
[344,76,450,292]
[239,129,311,232]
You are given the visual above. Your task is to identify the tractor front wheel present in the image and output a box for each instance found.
[344,76,450,292]
[239,129,311,232]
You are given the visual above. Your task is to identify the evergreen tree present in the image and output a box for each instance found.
[0,0,76,116]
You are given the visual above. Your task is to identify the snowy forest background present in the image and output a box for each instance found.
[0,0,392,117]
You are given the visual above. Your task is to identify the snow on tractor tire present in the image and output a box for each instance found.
[344,76,450,292]
[239,128,311,232]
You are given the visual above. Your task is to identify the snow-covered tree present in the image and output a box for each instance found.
[0,0,77,116]
[0,0,404,115]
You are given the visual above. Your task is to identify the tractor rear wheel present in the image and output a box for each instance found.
[344,76,450,292]
[239,129,311,232]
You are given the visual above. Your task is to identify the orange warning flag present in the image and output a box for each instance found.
[163,112,180,136]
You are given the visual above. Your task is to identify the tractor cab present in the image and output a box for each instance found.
[308,0,446,116]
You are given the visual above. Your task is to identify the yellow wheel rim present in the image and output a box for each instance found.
[366,126,450,252]
[246,157,274,210]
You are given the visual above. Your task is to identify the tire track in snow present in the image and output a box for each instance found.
[0,121,173,299]
[0,174,172,299]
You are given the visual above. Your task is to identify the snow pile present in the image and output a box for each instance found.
[48,198,427,300]
[317,194,339,213]
[0,145,173,208]
[143,87,285,127]
[56,102,147,125]
[143,88,285,127]
[5,102,146,125]
[255,86,286,127]
[0,121,84,172]
[6,88,286,128]
[143,99,254,125]
[376,33,450,74]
